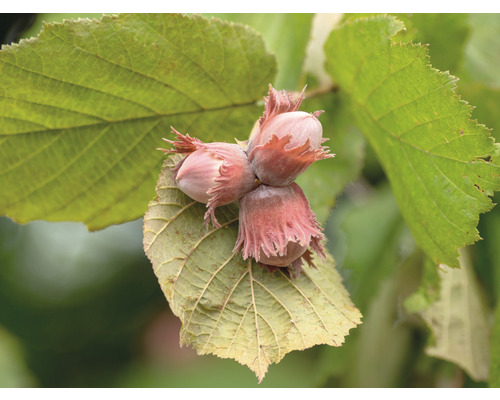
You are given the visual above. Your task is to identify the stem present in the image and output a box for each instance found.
[305,83,340,99]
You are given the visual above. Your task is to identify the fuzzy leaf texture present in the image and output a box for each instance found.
[325,15,500,268]
[0,13,275,230]
[143,155,362,382]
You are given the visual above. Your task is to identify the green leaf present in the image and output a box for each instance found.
[459,83,500,143]
[0,13,276,230]
[404,255,441,313]
[392,13,470,75]
[206,13,314,91]
[416,249,491,382]
[143,155,362,383]
[342,13,470,75]
[324,15,500,268]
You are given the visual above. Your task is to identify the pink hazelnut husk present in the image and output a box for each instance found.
[247,84,306,149]
[234,182,326,277]
[174,149,223,203]
[247,85,334,187]
[160,127,257,229]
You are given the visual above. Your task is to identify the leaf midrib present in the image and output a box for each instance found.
[0,100,259,138]
[1,16,264,138]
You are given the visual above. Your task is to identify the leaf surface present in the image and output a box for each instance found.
[207,13,314,91]
[324,15,500,267]
[392,13,470,75]
[417,250,491,382]
[143,155,362,382]
[0,13,276,230]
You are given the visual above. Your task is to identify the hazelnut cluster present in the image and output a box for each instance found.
[159,85,334,277]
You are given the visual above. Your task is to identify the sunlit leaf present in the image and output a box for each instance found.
[143,155,362,382]
[0,13,275,230]
[324,15,500,268]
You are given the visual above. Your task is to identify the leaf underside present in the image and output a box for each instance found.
[325,15,500,268]
[0,13,275,230]
[143,155,362,382]
[420,251,491,381]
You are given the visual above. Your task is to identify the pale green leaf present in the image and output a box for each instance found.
[0,13,275,230]
[491,295,500,387]
[143,155,362,382]
[417,249,491,382]
[324,15,500,267]
[481,194,500,387]
[491,292,500,387]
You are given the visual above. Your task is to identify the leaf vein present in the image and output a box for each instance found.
[0,132,62,177]
[144,200,197,252]
[253,279,307,347]
[376,79,455,122]
[180,251,237,342]
[200,269,249,354]
[0,57,158,118]
[278,270,338,345]
[44,22,204,111]
[44,119,164,218]
[3,124,112,208]
[135,14,231,105]
[361,47,423,106]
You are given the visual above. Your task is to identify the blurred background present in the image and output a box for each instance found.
[0,13,499,388]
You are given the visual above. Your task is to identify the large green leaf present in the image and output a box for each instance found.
[0,13,276,230]
[324,15,500,268]
[143,155,362,382]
